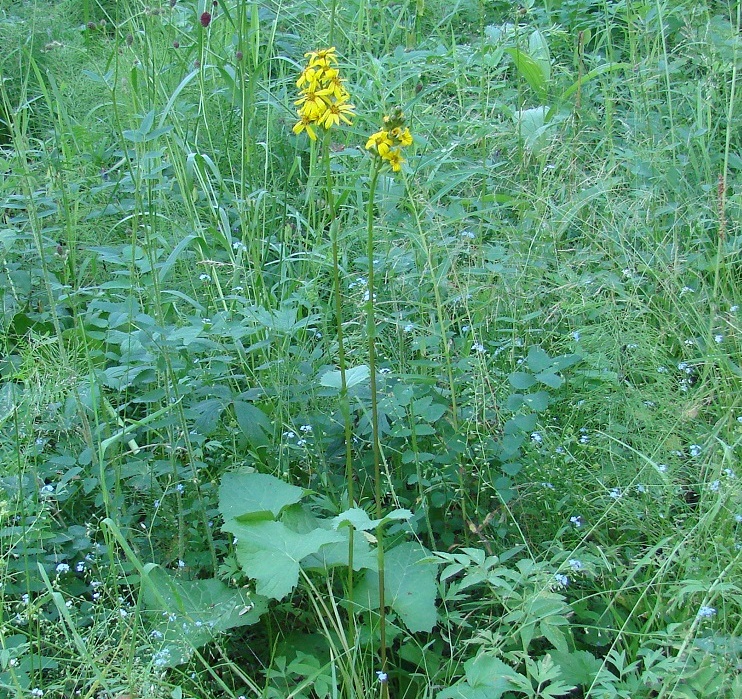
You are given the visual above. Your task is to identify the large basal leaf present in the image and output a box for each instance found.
[143,565,267,667]
[219,472,305,521]
[355,542,438,633]
[224,520,343,600]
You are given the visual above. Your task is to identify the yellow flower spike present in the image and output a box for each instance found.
[293,47,354,140]
[366,111,412,172]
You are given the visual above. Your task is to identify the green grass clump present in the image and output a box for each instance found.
[1,0,740,698]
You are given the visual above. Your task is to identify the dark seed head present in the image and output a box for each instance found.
[200,11,211,27]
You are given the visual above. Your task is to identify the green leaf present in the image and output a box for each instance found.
[320,364,370,389]
[233,400,272,449]
[219,472,304,521]
[505,413,538,433]
[356,542,438,633]
[535,371,563,389]
[224,520,343,600]
[550,650,603,687]
[438,654,522,699]
[505,48,548,100]
[332,507,412,531]
[524,391,550,411]
[143,565,267,667]
[528,29,551,83]
[526,346,553,372]
[466,653,522,689]
[413,396,447,423]
[508,372,536,389]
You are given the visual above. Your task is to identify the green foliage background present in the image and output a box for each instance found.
[0,0,740,698]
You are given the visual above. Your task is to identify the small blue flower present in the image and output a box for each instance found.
[697,605,716,619]
[554,573,569,587]
[568,559,583,570]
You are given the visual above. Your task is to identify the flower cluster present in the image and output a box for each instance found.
[293,47,355,141]
[365,108,413,172]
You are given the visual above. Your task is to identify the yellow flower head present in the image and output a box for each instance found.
[365,109,413,171]
[293,47,355,140]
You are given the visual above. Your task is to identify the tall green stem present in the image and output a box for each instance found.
[366,160,388,697]
[322,138,357,632]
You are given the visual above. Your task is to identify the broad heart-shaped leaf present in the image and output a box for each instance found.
[224,520,343,600]
[142,564,267,667]
[355,542,438,633]
[219,472,304,521]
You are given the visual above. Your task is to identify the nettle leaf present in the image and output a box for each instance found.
[219,472,304,521]
[356,542,438,633]
[143,565,267,668]
[224,520,343,600]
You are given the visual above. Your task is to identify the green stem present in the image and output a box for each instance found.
[322,136,356,637]
[366,159,388,697]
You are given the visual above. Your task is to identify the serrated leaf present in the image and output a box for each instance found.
[549,650,602,687]
[224,520,342,599]
[219,472,304,521]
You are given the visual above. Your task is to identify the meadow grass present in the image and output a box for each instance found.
[0,0,740,698]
